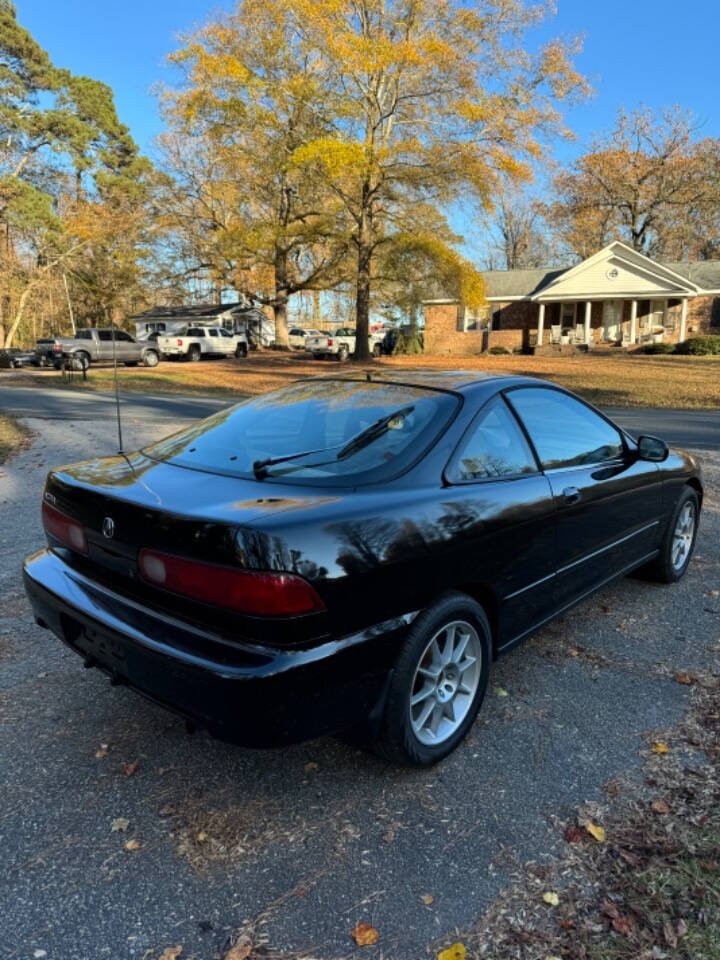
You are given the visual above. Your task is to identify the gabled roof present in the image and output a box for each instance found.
[423,241,720,303]
[131,302,254,321]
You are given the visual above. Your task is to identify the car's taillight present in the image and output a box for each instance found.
[137,549,325,616]
[53,343,61,352]
[42,500,88,554]
[177,339,183,346]
[327,338,334,347]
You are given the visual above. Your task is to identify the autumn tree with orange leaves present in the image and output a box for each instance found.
[288,0,587,358]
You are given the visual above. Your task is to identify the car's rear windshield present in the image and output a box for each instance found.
[143,379,459,486]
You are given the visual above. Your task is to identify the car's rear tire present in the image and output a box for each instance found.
[235,343,247,358]
[143,350,159,367]
[373,342,382,357]
[640,487,699,583]
[337,345,349,362]
[188,345,201,362]
[372,592,492,766]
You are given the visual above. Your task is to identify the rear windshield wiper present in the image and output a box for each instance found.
[252,405,415,480]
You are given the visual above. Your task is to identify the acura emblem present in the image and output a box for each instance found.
[102,516,115,539]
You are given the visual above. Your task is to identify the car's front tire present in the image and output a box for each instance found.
[235,343,248,358]
[373,593,492,766]
[143,350,159,367]
[642,487,699,583]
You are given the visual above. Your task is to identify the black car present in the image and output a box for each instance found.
[24,372,702,765]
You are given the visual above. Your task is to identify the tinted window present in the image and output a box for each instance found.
[187,328,205,337]
[219,329,231,337]
[508,388,624,470]
[145,380,459,487]
[116,331,132,342]
[97,329,113,341]
[76,329,92,340]
[448,397,537,482]
[208,328,218,337]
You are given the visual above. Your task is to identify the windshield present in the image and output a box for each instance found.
[144,379,459,486]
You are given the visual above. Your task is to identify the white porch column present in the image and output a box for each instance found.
[679,298,688,341]
[629,299,638,344]
[537,302,545,346]
[584,301,592,345]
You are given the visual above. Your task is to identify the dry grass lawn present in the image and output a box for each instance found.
[7,350,720,408]
[0,415,29,464]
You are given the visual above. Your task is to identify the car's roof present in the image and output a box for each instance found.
[316,369,538,392]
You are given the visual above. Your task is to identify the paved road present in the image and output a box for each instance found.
[1,384,719,449]
[1,412,719,959]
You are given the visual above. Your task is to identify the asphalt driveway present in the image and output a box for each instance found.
[1,416,718,960]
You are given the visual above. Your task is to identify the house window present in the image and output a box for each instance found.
[464,306,490,331]
[560,303,576,327]
[711,298,720,328]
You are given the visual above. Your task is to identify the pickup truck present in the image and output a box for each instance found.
[306,327,384,361]
[35,328,160,369]
[156,325,248,361]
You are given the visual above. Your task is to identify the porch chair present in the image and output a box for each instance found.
[550,324,562,344]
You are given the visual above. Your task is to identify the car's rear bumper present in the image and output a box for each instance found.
[23,549,409,747]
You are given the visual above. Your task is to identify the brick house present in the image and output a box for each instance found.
[423,241,720,355]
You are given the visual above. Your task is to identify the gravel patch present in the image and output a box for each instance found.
[1,420,717,960]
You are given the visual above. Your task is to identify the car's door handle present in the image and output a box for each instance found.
[562,486,581,504]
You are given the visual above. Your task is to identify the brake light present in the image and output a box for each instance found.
[42,500,88,554]
[177,339,183,346]
[53,343,61,352]
[138,549,325,616]
[327,338,334,347]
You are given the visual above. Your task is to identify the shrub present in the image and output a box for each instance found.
[488,345,510,355]
[674,335,720,356]
[391,331,424,355]
[640,342,676,355]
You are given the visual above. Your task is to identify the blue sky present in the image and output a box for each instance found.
[18,0,720,161]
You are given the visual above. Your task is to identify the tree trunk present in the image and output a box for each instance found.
[273,248,290,348]
[354,241,372,361]
[5,284,33,349]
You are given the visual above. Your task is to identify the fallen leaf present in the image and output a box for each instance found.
[602,898,620,920]
[224,940,252,960]
[95,747,108,759]
[677,918,688,938]
[652,799,670,815]
[121,760,139,777]
[196,831,208,844]
[663,921,678,948]
[304,761,319,772]
[421,893,434,905]
[111,817,130,832]
[545,956,562,960]
[437,943,466,960]
[125,838,141,851]
[542,892,560,906]
[652,741,670,754]
[675,672,694,685]
[158,948,182,960]
[352,922,379,946]
[383,827,395,844]
[494,687,509,697]
[586,822,606,843]
[564,825,584,843]
[158,803,176,817]
[612,914,634,936]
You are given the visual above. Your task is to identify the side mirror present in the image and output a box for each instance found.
[637,435,669,462]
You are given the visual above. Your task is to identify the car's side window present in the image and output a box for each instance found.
[208,328,218,337]
[447,397,537,483]
[507,387,625,470]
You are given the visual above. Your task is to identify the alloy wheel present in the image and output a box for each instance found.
[671,501,695,571]
[409,620,482,746]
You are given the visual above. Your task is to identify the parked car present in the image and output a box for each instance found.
[287,327,322,349]
[0,347,35,368]
[35,329,160,370]
[306,327,384,360]
[156,325,248,361]
[24,373,701,766]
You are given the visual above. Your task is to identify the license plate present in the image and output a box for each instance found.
[75,623,128,673]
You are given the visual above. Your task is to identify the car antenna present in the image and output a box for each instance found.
[111,316,124,454]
